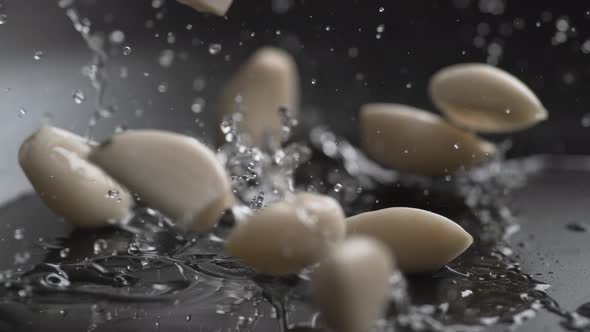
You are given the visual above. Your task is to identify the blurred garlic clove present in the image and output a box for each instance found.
[360,103,496,176]
[177,0,233,16]
[347,207,473,273]
[429,63,548,133]
[225,193,346,275]
[18,126,132,228]
[311,236,393,332]
[89,130,233,232]
[218,47,299,147]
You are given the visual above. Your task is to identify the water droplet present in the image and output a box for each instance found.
[58,0,74,8]
[18,287,32,298]
[505,109,512,114]
[186,314,192,321]
[93,239,108,254]
[311,78,317,85]
[59,309,68,317]
[333,183,343,192]
[208,43,222,55]
[59,247,70,258]
[72,90,85,104]
[152,0,164,8]
[122,46,132,55]
[106,189,119,199]
[186,24,193,30]
[581,114,590,127]
[192,76,206,91]
[33,51,44,60]
[14,251,31,264]
[18,107,27,118]
[376,24,385,33]
[0,14,7,25]
[14,228,24,240]
[158,49,175,67]
[157,82,168,93]
[453,143,460,149]
[109,30,125,44]
[167,32,176,44]
[191,97,206,113]
[379,6,385,13]
[43,273,70,288]
[249,191,265,210]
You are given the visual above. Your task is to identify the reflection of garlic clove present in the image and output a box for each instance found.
[218,47,299,147]
[360,103,496,176]
[18,126,132,228]
[347,207,473,273]
[429,63,548,133]
[177,0,233,16]
[89,130,233,232]
[225,193,346,275]
[312,237,393,332]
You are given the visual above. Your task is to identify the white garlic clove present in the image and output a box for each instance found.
[18,126,132,228]
[429,63,548,133]
[360,103,496,176]
[225,193,346,275]
[176,0,233,16]
[347,207,473,273]
[88,130,233,232]
[218,47,299,147]
[311,236,393,332]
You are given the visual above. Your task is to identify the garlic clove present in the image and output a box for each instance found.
[360,103,496,176]
[18,126,132,227]
[89,130,233,232]
[225,193,346,275]
[347,207,473,273]
[429,63,548,133]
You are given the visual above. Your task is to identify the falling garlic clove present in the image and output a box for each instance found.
[225,193,346,275]
[429,63,548,133]
[218,47,299,147]
[347,207,473,273]
[176,0,233,16]
[18,126,132,228]
[88,130,233,233]
[311,236,393,332]
[360,103,496,176]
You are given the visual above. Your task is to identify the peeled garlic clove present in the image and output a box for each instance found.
[18,126,132,227]
[177,0,233,16]
[218,47,299,147]
[225,193,346,275]
[311,237,393,332]
[360,103,496,176]
[89,130,233,232]
[429,63,548,133]
[347,207,473,273]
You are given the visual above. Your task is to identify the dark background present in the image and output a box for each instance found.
[2,0,590,200]
[1,0,590,331]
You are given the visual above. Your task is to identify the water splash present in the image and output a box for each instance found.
[217,109,311,209]
[60,0,112,139]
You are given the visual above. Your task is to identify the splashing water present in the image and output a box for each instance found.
[217,108,311,210]
[61,0,113,139]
